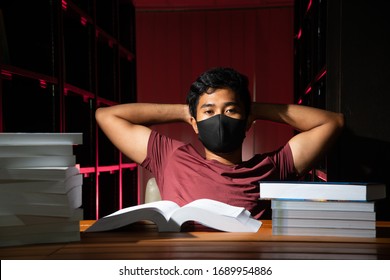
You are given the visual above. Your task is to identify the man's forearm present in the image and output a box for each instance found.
[96,103,191,126]
[250,103,344,132]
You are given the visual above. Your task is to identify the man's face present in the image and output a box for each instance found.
[191,88,246,134]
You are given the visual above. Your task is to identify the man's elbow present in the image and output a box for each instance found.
[95,107,108,126]
[335,112,345,132]
[329,112,345,139]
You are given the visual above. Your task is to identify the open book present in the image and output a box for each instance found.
[86,199,262,233]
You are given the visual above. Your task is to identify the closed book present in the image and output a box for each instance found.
[0,208,84,230]
[0,185,82,209]
[0,173,83,194]
[0,145,74,156]
[0,133,82,145]
[272,217,376,229]
[259,181,386,201]
[0,166,80,181]
[272,226,376,238]
[271,200,376,212]
[0,208,83,227]
[0,209,83,247]
[272,209,376,221]
[0,155,76,168]
[0,203,80,218]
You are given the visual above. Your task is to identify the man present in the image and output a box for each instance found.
[95,67,344,219]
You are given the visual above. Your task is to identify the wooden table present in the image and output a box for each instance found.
[1,220,390,260]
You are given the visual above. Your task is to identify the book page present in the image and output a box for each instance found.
[86,201,181,232]
[182,199,245,218]
[169,199,261,232]
[107,200,179,221]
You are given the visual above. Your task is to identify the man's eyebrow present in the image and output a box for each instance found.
[224,101,240,107]
[199,101,240,109]
[199,103,215,109]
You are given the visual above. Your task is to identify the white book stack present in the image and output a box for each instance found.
[259,181,387,238]
[0,133,84,247]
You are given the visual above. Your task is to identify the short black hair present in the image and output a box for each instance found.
[186,67,252,118]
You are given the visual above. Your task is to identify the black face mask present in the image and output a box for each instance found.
[197,114,247,154]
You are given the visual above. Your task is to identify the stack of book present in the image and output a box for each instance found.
[259,181,387,238]
[0,133,84,247]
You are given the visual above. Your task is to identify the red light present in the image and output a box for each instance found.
[39,79,47,89]
[1,70,12,80]
[305,86,312,95]
[306,0,312,13]
[316,69,327,81]
[61,0,67,10]
[297,98,303,105]
[296,28,302,39]
[96,176,99,219]
[80,16,87,26]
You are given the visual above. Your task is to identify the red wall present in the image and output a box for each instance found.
[134,4,295,199]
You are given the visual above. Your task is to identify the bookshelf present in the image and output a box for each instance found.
[294,0,390,220]
[0,0,138,219]
[294,0,327,181]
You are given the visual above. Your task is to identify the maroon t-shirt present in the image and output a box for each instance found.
[141,131,296,219]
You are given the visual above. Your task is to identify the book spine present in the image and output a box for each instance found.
[0,145,74,156]
[271,200,376,212]
[0,155,76,168]
[0,133,83,145]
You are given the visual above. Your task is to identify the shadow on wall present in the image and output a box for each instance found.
[331,129,390,220]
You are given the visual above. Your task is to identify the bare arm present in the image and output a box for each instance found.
[250,103,344,176]
[95,103,192,164]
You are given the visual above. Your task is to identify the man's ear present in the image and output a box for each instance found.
[190,117,199,134]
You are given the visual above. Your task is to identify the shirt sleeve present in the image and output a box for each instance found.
[140,130,185,185]
[271,143,298,180]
